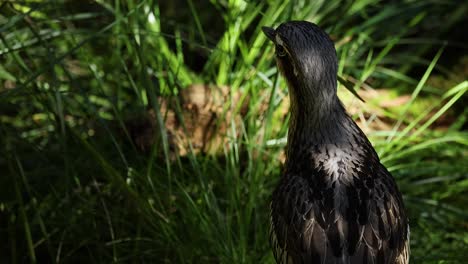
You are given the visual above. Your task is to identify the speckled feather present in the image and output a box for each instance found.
[263,21,409,264]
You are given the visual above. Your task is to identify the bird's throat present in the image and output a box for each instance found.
[286,94,355,165]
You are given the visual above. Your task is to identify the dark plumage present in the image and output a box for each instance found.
[262,21,409,264]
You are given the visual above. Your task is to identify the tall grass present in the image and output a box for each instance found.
[1,0,467,263]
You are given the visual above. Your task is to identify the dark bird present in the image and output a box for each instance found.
[262,21,409,264]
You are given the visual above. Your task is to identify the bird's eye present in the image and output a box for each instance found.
[276,44,287,57]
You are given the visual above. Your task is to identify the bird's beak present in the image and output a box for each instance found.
[262,26,276,42]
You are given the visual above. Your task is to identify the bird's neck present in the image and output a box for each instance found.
[285,90,364,166]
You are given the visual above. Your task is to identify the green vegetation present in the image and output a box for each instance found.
[1,1,467,263]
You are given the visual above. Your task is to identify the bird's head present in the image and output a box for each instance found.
[262,21,338,107]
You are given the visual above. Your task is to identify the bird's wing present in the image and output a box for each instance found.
[270,173,330,264]
[270,163,409,264]
[346,164,409,264]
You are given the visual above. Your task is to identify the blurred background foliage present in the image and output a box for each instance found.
[0,0,467,263]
